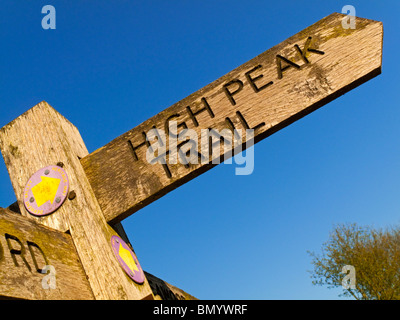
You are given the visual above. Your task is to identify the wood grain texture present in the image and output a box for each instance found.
[81,13,383,224]
[0,102,154,300]
[0,207,93,300]
[111,221,197,300]
[0,208,196,300]
[145,272,198,300]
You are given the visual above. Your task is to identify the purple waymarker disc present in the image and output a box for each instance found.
[23,165,69,217]
[111,235,145,284]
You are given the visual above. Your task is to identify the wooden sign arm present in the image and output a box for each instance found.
[80,13,383,224]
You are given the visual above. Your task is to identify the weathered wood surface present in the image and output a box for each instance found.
[0,207,94,300]
[0,102,154,300]
[110,221,198,300]
[81,12,383,224]
[145,272,198,300]
[0,206,196,300]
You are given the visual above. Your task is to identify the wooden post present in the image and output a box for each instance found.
[0,206,196,300]
[0,102,154,300]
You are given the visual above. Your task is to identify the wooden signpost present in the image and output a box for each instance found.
[0,13,383,300]
[81,12,383,224]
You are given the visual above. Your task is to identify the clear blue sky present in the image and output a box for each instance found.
[0,1,399,300]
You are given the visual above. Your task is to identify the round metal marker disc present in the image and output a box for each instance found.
[111,235,145,284]
[23,165,69,217]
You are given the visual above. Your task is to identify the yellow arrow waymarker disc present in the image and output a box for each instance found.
[23,165,69,216]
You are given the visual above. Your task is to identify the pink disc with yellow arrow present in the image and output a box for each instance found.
[23,165,69,217]
[111,235,145,284]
